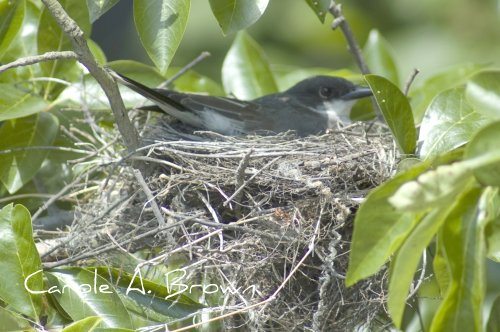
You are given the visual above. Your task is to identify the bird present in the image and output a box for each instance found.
[110,71,372,136]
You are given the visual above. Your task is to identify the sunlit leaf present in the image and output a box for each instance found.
[62,316,102,332]
[303,0,330,23]
[0,0,25,58]
[38,0,91,98]
[388,191,470,327]
[134,0,190,75]
[222,31,277,100]
[410,63,485,122]
[0,204,43,319]
[0,1,41,84]
[86,0,120,23]
[209,0,269,35]
[88,39,107,65]
[465,121,500,186]
[418,87,489,159]
[365,74,416,154]
[363,29,399,86]
[346,162,428,286]
[0,112,59,193]
[430,188,486,332]
[46,268,134,328]
[466,70,500,119]
[0,84,49,121]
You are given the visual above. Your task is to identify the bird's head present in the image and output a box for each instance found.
[285,75,372,124]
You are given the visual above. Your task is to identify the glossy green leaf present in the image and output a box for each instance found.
[94,266,204,319]
[209,0,269,35]
[388,191,468,328]
[0,84,49,121]
[303,0,330,23]
[410,63,485,122]
[0,0,25,58]
[418,87,489,159]
[0,112,59,193]
[363,29,399,86]
[0,306,31,330]
[46,268,134,329]
[389,162,474,211]
[346,162,429,286]
[0,204,43,320]
[86,0,120,23]
[37,0,91,98]
[134,0,190,75]
[62,316,102,332]
[365,74,416,154]
[0,1,41,83]
[88,39,107,65]
[466,70,500,119]
[483,188,500,262]
[433,240,450,296]
[430,188,485,332]
[465,121,500,186]
[222,31,278,100]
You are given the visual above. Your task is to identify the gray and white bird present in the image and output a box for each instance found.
[111,72,372,136]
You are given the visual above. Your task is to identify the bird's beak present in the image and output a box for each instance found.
[341,86,372,100]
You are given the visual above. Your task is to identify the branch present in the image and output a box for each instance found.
[0,51,77,74]
[40,0,140,153]
[403,68,420,96]
[329,1,370,74]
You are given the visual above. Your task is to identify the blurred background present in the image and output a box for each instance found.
[91,0,500,85]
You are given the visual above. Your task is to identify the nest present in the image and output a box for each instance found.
[43,119,397,331]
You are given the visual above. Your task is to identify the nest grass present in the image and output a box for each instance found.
[45,118,397,331]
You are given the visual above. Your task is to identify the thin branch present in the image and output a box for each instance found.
[403,68,420,96]
[0,51,77,74]
[163,51,211,87]
[329,2,370,74]
[40,0,141,153]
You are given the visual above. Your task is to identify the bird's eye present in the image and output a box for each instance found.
[319,87,332,99]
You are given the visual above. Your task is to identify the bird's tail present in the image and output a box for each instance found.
[107,70,185,111]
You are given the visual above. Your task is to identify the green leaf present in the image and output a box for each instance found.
[0,306,31,330]
[0,84,49,121]
[94,266,204,319]
[0,0,25,58]
[134,0,190,75]
[430,188,486,332]
[346,162,429,286]
[0,1,41,84]
[465,121,500,186]
[62,316,102,332]
[388,191,469,328]
[483,188,500,262]
[466,70,500,119]
[0,204,43,320]
[418,87,489,159]
[0,112,59,193]
[88,39,107,65]
[86,0,120,23]
[388,162,474,211]
[410,63,485,122]
[363,29,399,86]
[346,150,464,286]
[222,31,278,100]
[365,74,417,154]
[46,268,134,329]
[209,0,269,35]
[37,0,91,98]
[303,0,330,23]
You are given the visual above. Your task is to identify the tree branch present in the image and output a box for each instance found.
[40,0,141,153]
[0,51,77,74]
[329,2,370,74]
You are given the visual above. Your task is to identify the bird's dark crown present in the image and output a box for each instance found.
[285,75,357,100]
